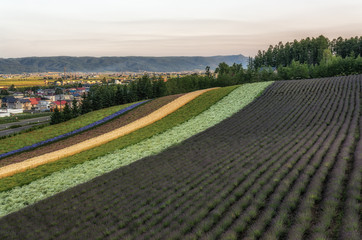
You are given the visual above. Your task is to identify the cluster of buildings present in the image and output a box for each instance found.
[0,87,88,117]
[0,71,206,118]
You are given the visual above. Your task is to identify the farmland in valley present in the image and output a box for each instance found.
[0,75,360,239]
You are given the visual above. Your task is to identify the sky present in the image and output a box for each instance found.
[0,0,361,58]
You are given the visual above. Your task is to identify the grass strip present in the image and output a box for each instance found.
[0,101,148,159]
[0,86,236,193]
[0,94,182,168]
[0,102,139,154]
[0,89,212,179]
[0,82,272,217]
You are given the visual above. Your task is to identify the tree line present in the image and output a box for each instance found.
[252,35,361,68]
[50,74,237,124]
[51,35,361,124]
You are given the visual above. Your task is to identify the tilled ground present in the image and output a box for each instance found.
[0,94,183,168]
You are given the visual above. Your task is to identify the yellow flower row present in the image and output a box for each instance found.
[0,88,217,179]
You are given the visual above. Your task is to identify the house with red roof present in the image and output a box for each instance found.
[50,100,69,112]
[29,98,39,108]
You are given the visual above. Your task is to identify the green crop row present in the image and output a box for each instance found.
[0,86,237,193]
[0,82,272,217]
[0,103,137,154]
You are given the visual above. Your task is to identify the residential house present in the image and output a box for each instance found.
[49,94,74,101]
[1,96,21,109]
[19,99,32,111]
[50,100,69,112]
[38,98,51,112]
[29,98,40,110]
[73,93,82,101]
[37,89,56,97]
[77,87,86,94]
[66,88,77,95]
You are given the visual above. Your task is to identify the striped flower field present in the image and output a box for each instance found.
[0,88,214,179]
[0,76,360,239]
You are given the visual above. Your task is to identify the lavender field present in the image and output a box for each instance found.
[0,75,361,239]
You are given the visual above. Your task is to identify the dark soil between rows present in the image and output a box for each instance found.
[1,76,361,239]
[0,94,183,168]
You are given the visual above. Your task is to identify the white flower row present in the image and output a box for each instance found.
[0,82,272,217]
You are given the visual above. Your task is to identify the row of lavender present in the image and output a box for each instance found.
[0,100,149,159]
[0,75,360,239]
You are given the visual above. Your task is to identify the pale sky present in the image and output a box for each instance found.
[0,0,361,58]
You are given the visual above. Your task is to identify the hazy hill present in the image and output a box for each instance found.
[0,55,248,74]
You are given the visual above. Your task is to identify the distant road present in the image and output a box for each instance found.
[0,116,50,130]
[0,116,50,137]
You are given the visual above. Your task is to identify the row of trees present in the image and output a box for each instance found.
[50,99,79,124]
[50,35,361,124]
[215,52,361,82]
[252,36,361,68]
[50,73,239,124]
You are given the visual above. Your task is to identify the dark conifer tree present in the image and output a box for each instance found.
[62,103,72,121]
[71,98,79,118]
[80,93,92,114]
[50,107,62,125]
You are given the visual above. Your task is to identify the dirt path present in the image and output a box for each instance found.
[0,88,216,179]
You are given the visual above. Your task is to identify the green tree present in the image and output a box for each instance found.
[115,85,124,105]
[8,84,16,91]
[136,75,153,99]
[152,78,167,98]
[55,88,63,95]
[215,62,230,75]
[50,108,62,125]
[0,89,9,96]
[80,93,92,114]
[62,103,72,121]
[71,99,79,118]
[205,66,211,78]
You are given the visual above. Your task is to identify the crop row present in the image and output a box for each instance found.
[0,102,141,154]
[242,77,356,239]
[0,100,149,160]
[0,78,316,237]
[117,79,329,239]
[0,94,183,168]
[0,85,240,193]
[0,83,267,214]
[0,76,360,239]
[0,88,220,191]
[0,88,213,179]
[0,82,271,217]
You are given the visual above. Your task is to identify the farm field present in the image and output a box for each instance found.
[0,83,261,206]
[0,94,182,167]
[0,88,214,179]
[0,102,143,155]
[0,79,56,87]
[0,75,361,239]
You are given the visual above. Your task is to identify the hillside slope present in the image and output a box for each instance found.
[0,55,248,73]
[0,75,360,239]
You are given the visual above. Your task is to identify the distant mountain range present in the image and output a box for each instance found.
[0,55,249,74]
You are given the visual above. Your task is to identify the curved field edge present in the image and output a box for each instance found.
[0,82,272,217]
[0,88,214,179]
[0,94,183,168]
[0,86,236,192]
[0,102,141,154]
[0,101,149,160]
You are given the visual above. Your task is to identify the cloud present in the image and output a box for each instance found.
[0,0,361,58]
